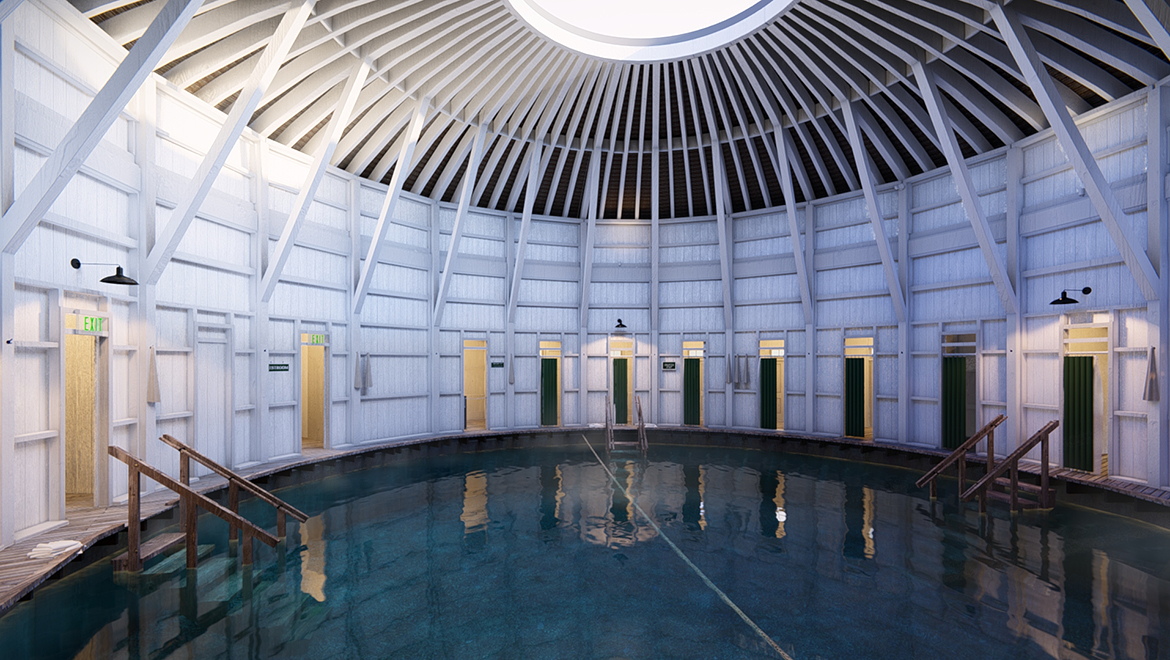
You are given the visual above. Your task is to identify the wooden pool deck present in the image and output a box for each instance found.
[2,427,1169,617]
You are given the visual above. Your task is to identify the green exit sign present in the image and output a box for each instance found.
[80,315,106,334]
[307,334,325,345]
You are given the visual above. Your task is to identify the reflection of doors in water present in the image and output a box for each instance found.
[300,344,326,449]
[845,358,865,438]
[683,358,701,426]
[942,357,967,450]
[760,357,778,430]
[613,358,629,424]
[463,341,487,430]
[65,334,97,506]
[1064,355,1094,471]
[541,358,558,426]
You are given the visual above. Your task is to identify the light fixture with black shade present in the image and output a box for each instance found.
[614,318,627,329]
[1050,286,1091,305]
[70,258,139,286]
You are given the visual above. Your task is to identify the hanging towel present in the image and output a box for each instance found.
[1144,347,1159,402]
[726,355,735,385]
[354,353,371,395]
[146,347,161,404]
[740,355,750,388]
[363,353,372,393]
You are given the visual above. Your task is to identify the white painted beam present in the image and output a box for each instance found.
[775,128,813,326]
[579,153,601,329]
[842,100,906,323]
[354,100,430,315]
[992,5,1161,302]
[507,142,542,322]
[432,119,487,326]
[914,61,1019,316]
[0,0,203,254]
[261,58,368,303]
[144,0,314,284]
[1126,0,1170,60]
[0,0,22,25]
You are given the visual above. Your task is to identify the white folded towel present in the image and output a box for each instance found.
[26,540,81,559]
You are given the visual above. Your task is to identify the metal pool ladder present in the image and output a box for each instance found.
[606,394,648,453]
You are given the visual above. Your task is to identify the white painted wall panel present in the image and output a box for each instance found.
[14,442,51,531]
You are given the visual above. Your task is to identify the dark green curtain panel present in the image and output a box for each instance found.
[1063,356,1094,471]
[540,358,557,426]
[684,358,701,426]
[760,358,778,429]
[845,358,865,438]
[942,357,967,450]
[614,358,628,424]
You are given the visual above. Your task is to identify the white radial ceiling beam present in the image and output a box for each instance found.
[261,57,368,303]
[579,151,601,329]
[843,100,906,323]
[0,0,203,254]
[914,60,1019,316]
[992,4,1161,302]
[507,143,543,323]
[1126,0,1170,60]
[356,100,430,314]
[432,119,487,326]
[144,0,314,284]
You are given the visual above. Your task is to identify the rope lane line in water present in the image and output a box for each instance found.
[579,435,794,660]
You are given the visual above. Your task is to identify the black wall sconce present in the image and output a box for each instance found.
[1050,286,1091,305]
[70,258,138,286]
[615,318,627,329]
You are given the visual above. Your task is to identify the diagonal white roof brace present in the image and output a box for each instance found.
[774,127,813,326]
[355,98,431,316]
[0,0,203,255]
[1126,0,1170,60]
[992,4,1161,302]
[261,57,369,303]
[0,0,22,24]
[143,0,315,285]
[507,142,543,323]
[843,100,906,323]
[914,60,1019,316]
[432,118,487,327]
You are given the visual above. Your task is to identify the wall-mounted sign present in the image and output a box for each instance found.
[305,333,326,345]
[81,315,106,333]
[491,361,505,368]
[269,363,290,372]
[662,361,677,371]
[67,313,110,336]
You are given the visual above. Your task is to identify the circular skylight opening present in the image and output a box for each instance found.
[506,0,797,61]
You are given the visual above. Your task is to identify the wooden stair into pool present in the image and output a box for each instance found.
[111,533,185,571]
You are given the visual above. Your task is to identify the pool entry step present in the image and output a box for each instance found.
[917,415,1061,512]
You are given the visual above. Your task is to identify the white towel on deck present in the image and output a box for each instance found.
[27,540,81,559]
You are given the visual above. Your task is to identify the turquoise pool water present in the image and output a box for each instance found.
[2,436,1170,659]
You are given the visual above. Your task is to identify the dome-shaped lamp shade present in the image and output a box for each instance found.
[100,266,138,286]
[71,259,138,286]
[1050,286,1092,305]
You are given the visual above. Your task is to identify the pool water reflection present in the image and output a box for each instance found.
[3,440,1170,659]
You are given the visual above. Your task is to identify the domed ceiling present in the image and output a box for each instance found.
[73,0,1170,219]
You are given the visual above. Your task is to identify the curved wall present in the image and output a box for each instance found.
[0,0,1167,545]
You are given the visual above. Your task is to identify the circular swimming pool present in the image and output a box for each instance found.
[2,434,1169,659]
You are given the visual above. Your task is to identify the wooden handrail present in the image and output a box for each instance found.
[109,446,277,571]
[961,420,1059,502]
[915,414,1007,489]
[159,434,308,535]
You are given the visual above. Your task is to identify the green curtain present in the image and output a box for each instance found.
[845,358,865,438]
[1064,356,1094,471]
[614,358,629,424]
[760,358,778,429]
[684,358,701,426]
[540,358,558,426]
[942,357,967,450]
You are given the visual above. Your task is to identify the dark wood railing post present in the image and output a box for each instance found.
[127,464,141,572]
[987,428,995,473]
[1010,464,1019,511]
[184,492,198,569]
[242,529,253,565]
[228,480,239,541]
[179,450,189,532]
[276,508,286,539]
[1041,431,1051,508]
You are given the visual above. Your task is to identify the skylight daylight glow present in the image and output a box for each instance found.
[506,0,797,61]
